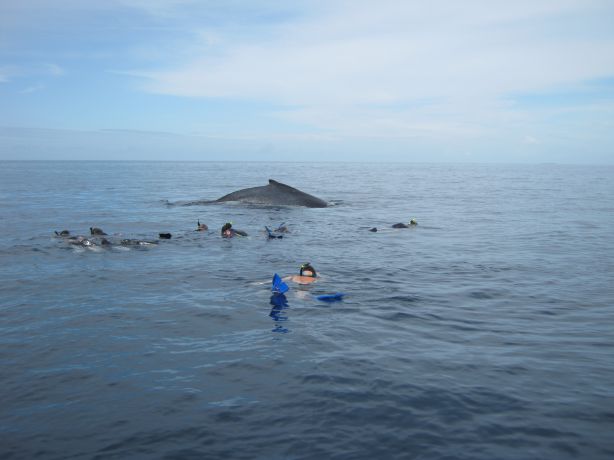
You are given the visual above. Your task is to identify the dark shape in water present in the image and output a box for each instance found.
[159,233,172,239]
[392,219,417,229]
[274,223,290,233]
[196,220,208,231]
[90,227,107,235]
[66,236,103,247]
[315,293,345,302]
[221,222,248,238]
[216,179,328,208]
[265,226,283,239]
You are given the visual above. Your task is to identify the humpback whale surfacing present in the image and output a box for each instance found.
[216,179,328,208]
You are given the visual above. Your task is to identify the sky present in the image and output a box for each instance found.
[1,0,614,163]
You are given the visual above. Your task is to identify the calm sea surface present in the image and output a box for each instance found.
[1,161,613,459]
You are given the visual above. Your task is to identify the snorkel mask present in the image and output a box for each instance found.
[300,263,317,277]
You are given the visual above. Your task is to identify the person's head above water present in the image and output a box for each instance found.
[221,222,233,237]
[410,219,417,225]
[300,263,317,277]
[197,220,208,231]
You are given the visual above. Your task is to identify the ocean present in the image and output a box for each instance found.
[1,161,613,459]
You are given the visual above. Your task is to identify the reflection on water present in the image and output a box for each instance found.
[269,293,290,333]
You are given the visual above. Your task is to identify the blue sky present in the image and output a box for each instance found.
[1,0,614,163]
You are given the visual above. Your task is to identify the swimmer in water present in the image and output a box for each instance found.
[392,219,417,228]
[221,222,248,238]
[196,220,208,231]
[286,263,318,284]
[274,223,290,233]
[265,226,283,239]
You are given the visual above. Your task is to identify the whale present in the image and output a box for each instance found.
[215,179,328,208]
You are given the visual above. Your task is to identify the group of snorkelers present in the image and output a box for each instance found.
[196,221,288,239]
[54,227,159,248]
[55,217,416,261]
[53,220,290,247]
[196,219,417,237]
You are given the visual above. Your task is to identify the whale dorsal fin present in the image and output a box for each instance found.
[268,179,297,191]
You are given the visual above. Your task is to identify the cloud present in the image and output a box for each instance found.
[45,63,64,76]
[127,0,614,140]
[0,65,19,83]
[0,63,64,84]
[523,135,539,145]
[2,0,613,162]
[20,83,45,94]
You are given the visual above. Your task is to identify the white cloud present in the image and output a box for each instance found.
[129,0,614,141]
[20,83,45,94]
[45,63,64,76]
[0,63,64,84]
[523,135,539,145]
[0,65,18,83]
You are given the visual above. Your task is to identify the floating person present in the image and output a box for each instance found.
[196,220,208,231]
[66,235,106,247]
[159,233,172,239]
[221,222,248,238]
[90,227,107,235]
[274,223,290,233]
[369,227,378,232]
[265,226,283,239]
[392,219,417,228]
[286,263,318,285]
[54,230,71,237]
[221,222,232,238]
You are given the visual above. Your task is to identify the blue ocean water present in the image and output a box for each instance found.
[1,161,613,459]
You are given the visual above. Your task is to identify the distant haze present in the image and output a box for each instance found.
[1,1,613,163]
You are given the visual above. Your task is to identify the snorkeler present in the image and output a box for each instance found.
[392,219,417,228]
[196,220,208,231]
[274,223,290,233]
[221,222,248,238]
[286,263,318,285]
[265,226,283,239]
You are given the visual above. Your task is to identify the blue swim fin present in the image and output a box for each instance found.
[272,273,289,294]
[315,293,345,302]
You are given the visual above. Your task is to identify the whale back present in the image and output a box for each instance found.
[216,179,328,208]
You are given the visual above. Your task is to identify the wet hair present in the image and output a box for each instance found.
[300,263,317,277]
[221,222,232,235]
